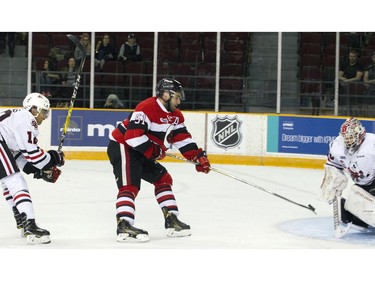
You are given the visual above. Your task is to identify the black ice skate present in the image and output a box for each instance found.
[21,213,51,244]
[116,218,150,242]
[162,207,191,237]
[12,207,25,236]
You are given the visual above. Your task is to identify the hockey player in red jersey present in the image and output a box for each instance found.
[0,93,65,244]
[107,78,211,242]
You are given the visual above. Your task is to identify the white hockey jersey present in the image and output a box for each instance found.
[0,108,51,170]
[327,133,375,186]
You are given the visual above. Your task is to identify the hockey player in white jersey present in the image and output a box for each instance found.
[319,117,375,236]
[0,93,65,244]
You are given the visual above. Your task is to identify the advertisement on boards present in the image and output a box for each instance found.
[51,110,130,147]
[267,116,375,156]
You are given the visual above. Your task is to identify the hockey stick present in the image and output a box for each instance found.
[166,153,317,214]
[57,34,87,153]
[333,196,351,238]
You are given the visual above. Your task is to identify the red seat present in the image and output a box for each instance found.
[300,43,322,55]
[299,32,322,44]
[50,34,73,48]
[33,33,50,47]
[323,44,336,56]
[322,55,336,68]
[359,56,372,67]
[82,59,91,72]
[125,74,150,87]
[220,78,244,90]
[300,67,322,81]
[101,74,124,86]
[299,54,321,67]
[124,62,144,74]
[223,52,244,64]
[222,32,247,41]
[300,82,321,93]
[32,46,50,58]
[101,61,123,73]
[224,41,246,53]
[220,63,243,77]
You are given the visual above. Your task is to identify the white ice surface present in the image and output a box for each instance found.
[1,160,374,280]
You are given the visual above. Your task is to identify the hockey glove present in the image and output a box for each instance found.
[318,164,348,203]
[193,148,211,174]
[34,166,62,183]
[48,150,65,167]
[149,142,166,160]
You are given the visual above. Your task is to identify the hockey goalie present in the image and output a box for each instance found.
[319,117,375,237]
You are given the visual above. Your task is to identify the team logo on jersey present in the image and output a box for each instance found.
[31,119,38,129]
[211,115,242,150]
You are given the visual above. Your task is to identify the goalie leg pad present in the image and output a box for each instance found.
[318,164,348,203]
[345,184,375,227]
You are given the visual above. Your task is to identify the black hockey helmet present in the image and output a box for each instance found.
[156,78,185,100]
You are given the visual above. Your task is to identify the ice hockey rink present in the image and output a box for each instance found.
[1,160,374,280]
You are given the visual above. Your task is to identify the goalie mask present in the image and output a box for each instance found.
[23,92,51,118]
[340,117,366,149]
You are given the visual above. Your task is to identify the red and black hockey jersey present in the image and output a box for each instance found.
[110,97,199,160]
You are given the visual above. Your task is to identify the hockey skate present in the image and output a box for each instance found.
[21,213,51,244]
[12,207,25,237]
[162,207,191,237]
[116,219,150,242]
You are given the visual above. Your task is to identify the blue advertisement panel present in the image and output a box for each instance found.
[267,116,375,156]
[51,109,130,147]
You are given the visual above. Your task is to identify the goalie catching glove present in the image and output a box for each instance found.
[33,166,62,183]
[318,164,348,203]
[192,148,211,174]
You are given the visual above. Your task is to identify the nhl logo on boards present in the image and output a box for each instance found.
[211,115,242,150]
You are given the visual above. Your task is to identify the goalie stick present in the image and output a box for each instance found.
[166,153,317,214]
[57,34,87,152]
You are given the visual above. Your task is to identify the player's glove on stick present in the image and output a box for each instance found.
[34,166,62,183]
[48,150,65,167]
[193,148,211,174]
[149,142,166,160]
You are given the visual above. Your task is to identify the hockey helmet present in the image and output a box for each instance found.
[340,117,366,149]
[23,92,51,118]
[156,78,185,101]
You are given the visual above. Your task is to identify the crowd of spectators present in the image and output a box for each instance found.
[33,32,143,108]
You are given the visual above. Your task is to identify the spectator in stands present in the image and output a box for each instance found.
[60,57,77,86]
[339,50,364,115]
[363,52,375,116]
[103,94,124,109]
[57,57,78,107]
[75,33,91,65]
[95,34,117,71]
[40,59,58,97]
[118,33,142,62]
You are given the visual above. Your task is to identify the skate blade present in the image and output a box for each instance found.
[26,235,51,245]
[166,228,191,238]
[117,233,150,243]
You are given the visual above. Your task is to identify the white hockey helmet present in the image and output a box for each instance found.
[23,92,50,118]
[340,117,366,149]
